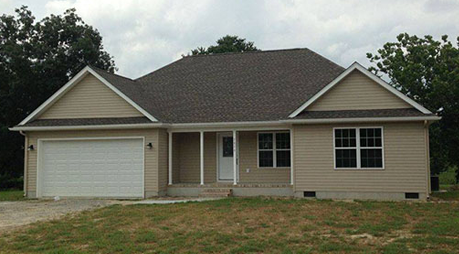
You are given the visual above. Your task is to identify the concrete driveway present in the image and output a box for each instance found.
[0,199,122,234]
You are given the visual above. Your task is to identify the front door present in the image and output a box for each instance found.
[218,133,234,181]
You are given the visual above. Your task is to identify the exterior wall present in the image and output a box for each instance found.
[293,122,429,199]
[307,71,412,111]
[238,131,290,183]
[173,131,290,184]
[39,74,143,119]
[24,128,163,198]
[175,132,217,183]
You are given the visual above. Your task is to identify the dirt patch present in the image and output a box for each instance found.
[0,199,126,234]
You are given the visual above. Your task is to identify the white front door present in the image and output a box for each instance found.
[218,133,234,181]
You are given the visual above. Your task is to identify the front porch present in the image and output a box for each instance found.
[167,130,293,196]
[167,183,293,197]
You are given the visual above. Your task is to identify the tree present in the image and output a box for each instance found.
[367,33,459,182]
[189,35,259,55]
[0,6,115,189]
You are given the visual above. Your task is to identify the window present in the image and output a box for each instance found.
[222,137,233,157]
[258,132,291,168]
[334,127,384,169]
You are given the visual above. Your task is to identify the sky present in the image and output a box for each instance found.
[1,0,459,78]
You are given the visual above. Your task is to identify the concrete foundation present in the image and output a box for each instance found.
[294,190,427,201]
[167,187,293,197]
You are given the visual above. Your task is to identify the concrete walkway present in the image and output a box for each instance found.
[133,197,222,204]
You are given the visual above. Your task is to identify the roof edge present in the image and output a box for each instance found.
[288,62,433,118]
[17,66,159,126]
[282,115,441,124]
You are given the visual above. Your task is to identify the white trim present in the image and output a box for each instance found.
[36,136,145,198]
[282,116,440,124]
[10,123,167,131]
[11,115,440,132]
[233,130,237,185]
[168,132,173,185]
[333,127,385,170]
[290,128,294,185]
[17,66,158,126]
[257,131,291,169]
[200,131,204,185]
[288,62,433,118]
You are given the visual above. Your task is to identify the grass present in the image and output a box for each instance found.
[1,195,459,254]
[0,190,25,201]
[431,185,459,201]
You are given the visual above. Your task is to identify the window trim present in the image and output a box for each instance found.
[333,127,385,170]
[257,131,291,168]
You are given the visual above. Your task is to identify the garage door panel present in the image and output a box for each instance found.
[40,138,144,198]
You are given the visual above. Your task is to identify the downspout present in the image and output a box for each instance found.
[19,131,28,197]
[424,120,431,200]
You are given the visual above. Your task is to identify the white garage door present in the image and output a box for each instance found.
[39,138,144,198]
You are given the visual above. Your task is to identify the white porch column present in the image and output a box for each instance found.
[290,128,294,185]
[168,132,172,185]
[233,130,237,185]
[200,131,204,185]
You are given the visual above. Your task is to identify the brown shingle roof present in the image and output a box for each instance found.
[96,48,346,123]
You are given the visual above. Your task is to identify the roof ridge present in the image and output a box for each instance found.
[89,65,135,82]
[135,57,187,81]
[183,47,310,58]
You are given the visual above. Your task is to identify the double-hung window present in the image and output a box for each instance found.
[258,132,291,168]
[334,127,384,169]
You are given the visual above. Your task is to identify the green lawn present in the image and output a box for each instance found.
[431,185,459,201]
[0,190,24,201]
[1,196,459,254]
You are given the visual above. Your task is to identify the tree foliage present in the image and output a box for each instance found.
[189,35,259,55]
[367,33,459,182]
[0,6,115,189]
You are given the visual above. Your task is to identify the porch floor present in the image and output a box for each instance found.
[168,183,292,188]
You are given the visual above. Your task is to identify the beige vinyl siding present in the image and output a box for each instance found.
[293,122,428,193]
[307,71,412,111]
[238,131,290,183]
[172,131,290,184]
[39,74,143,119]
[175,132,217,183]
[25,129,161,196]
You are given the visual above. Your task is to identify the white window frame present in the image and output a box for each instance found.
[333,127,385,170]
[257,131,291,168]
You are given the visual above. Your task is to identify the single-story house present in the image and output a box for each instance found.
[10,48,440,200]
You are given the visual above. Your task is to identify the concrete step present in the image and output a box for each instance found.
[199,188,232,197]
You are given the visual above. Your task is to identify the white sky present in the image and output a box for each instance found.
[2,0,459,78]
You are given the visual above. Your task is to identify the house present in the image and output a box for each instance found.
[10,48,440,200]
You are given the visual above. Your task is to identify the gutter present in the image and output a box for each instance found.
[281,116,441,124]
[9,123,170,131]
[9,116,442,132]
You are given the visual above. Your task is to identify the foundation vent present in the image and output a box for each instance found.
[303,191,316,198]
[405,193,419,199]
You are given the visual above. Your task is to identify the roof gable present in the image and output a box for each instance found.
[38,73,144,119]
[306,70,412,111]
[289,62,433,118]
[18,66,157,125]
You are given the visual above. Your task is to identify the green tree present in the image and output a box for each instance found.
[189,35,259,55]
[0,6,115,189]
[367,33,459,182]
